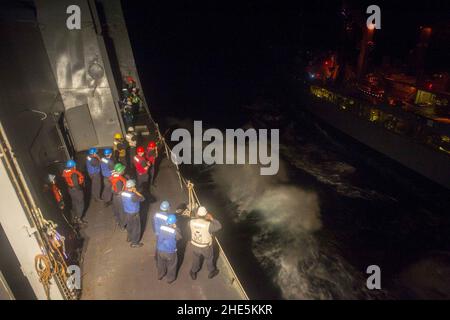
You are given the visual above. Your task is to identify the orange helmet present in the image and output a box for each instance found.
[137,146,145,154]
[147,141,156,149]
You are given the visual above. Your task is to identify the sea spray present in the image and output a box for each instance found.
[211,162,374,299]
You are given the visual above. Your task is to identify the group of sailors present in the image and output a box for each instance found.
[51,76,222,284]
[58,134,222,283]
[60,132,158,246]
[153,202,222,283]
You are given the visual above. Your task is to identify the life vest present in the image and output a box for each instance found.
[133,154,148,175]
[113,140,127,158]
[121,191,140,214]
[156,225,177,253]
[86,156,100,175]
[100,157,113,177]
[62,169,84,188]
[153,212,168,236]
[190,218,212,248]
[110,173,126,193]
[51,184,63,203]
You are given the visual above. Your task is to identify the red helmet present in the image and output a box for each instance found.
[137,146,145,154]
[147,141,156,149]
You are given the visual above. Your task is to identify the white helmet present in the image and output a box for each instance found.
[126,179,136,189]
[128,127,134,132]
[197,206,207,217]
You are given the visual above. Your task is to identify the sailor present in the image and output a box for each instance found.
[121,179,145,248]
[130,88,142,115]
[113,133,127,165]
[47,174,64,210]
[62,160,86,225]
[110,163,127,230]
[100,148,114,206]
[86,147,101,202]
[156,214,182,284]
[145,140,158,187]
[133,146,150,192]
[122,100,134,129]
[125,75,136,91]
[189,206,222,280]
[125,127,138,170]
[153,200,170,235]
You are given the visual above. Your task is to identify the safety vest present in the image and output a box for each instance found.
[156,225,177,253]
[133,155,148,175]
[153,212,168,236]
[130,94,140,104]
[100,157,113,177]
[126,133,137,147]
[86,156,100,175]
[113,140,127,158]
[62,169,84,188]
[190,218,212,248]
[121,191,140,214]
[146,148,157,164]
[110,173,126,193]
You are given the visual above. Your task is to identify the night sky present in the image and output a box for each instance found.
[122,0,449,125]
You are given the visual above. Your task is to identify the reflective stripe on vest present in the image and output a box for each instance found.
[121,191,140,214]
[157,225,177,253]
[86,156,100,175]
[100,158,113,177]
[190,219,212,247]
[153,212,168,237]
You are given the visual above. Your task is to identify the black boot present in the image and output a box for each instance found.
[208,269,219,279]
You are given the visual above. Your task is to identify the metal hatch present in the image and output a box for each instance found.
[64,104,99,151]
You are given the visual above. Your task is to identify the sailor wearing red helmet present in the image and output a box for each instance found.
[133,146,150,192]
[145,140,158,187]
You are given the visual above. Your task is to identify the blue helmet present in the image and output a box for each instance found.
[66,159,76,168]
[160,201,170,211]
[88,147,97,155]
[104,148,112,156]
[167,214,177,225]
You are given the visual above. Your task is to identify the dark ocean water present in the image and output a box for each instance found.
[121,2,450,299]
[169,101,450,300]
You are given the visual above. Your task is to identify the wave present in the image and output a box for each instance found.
[211,162,377,299]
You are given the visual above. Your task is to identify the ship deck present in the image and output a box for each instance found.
[79,110,244,299]
[80,156,243,299]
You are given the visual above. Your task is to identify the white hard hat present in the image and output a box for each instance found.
[128,127,134,132]
[126,179,136,188]
[197,206,207,217]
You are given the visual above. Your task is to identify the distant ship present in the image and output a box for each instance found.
[303,80,450,189]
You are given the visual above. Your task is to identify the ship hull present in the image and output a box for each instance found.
[303,94,450,190]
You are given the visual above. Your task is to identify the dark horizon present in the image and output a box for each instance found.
[123,0,450,124]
